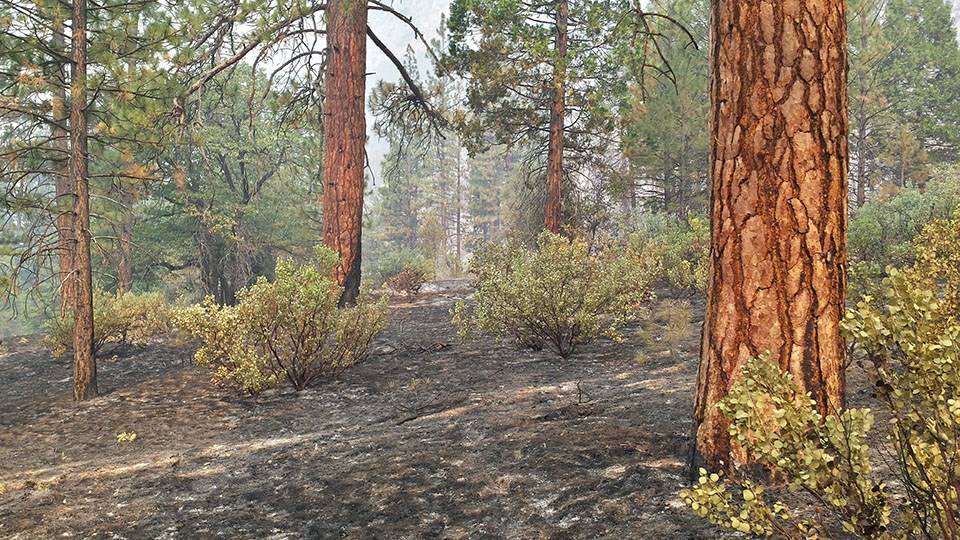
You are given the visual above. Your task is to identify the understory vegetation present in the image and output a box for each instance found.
[453,231,657,358]
[42,291,174,357]
[683,207,960,539]
[176,248,388,395]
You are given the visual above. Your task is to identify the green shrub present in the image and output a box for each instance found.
[453,231,655,358]
[42,291,174,357]
[845,170,960,306]
[848,169,960,269]
[177,247,388,395]
[627,212,708,295]
[368,248,433,288]
[849,204,960,315]
[683,268,960,539]
[682,355,890,538]
[910,205,960,325]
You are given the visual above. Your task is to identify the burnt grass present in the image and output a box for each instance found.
[0,288,732,539]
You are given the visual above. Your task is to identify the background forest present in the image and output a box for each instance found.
[3,0,960,331]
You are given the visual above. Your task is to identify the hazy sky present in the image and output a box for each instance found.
[366,0,450,183]
[954,0,960,37]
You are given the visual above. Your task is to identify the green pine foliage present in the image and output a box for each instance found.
[879,0,960,164]
[619,0,709,215]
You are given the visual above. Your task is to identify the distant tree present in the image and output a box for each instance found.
[446,0,633,234]
[620,0,709,217]
[880,0,960,164]
[70,0,96,400]
[118,63,325,307]
[466,150,510,244]
[372,53,471,277]
[693,0,848,469]
[845,0,960,203]
[847,0,894,207]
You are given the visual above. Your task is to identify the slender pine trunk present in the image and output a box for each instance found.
[544,0,567,234]
[71,0,97,400]
[322,0,367,306]
[53,25,75,317]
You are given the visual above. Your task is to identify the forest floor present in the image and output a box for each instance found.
[1,285,750,539]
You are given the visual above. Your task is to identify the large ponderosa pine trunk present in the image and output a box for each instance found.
[71,0,97,400]
[693,0,848,468]
[322,0,367,306]
[544,0,567,234]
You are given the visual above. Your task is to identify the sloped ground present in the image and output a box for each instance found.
[0,291,725,539]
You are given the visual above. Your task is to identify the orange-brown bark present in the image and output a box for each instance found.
[544,0,567,234]
[694,0,848,468]
[322,0,367,306]
[71,0,97,400]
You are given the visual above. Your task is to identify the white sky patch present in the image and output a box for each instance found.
[365,0,451,183]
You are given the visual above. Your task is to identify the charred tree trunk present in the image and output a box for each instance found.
[196,227,238,306]
[53,26,75,317]
[322,0,367,307]
[71,0,97,401]
[117,186,134,295]
[693,0,848,469]
[198,225,217,301]
[544,0,567,234]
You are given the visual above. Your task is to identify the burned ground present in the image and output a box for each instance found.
[1,291,730,539]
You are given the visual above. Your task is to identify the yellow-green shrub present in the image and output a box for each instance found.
[453,231,655,358]
[176,248,388,395]
[627,213,708,295]
[682,355,891,539]
[43,291,174,357]
[910,205,960,325]
[843,270,960,538]
[684,267,960,539]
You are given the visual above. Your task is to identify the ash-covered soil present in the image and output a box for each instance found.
[0,291,728,539]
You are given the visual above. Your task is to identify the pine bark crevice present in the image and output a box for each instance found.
[322,0,367,306]
[694,0,848,468]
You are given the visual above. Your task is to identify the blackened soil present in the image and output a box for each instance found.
[0,291,727,539]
